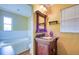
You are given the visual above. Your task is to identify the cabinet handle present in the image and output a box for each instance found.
[51,49,55,52]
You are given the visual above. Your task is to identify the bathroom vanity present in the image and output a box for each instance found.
[35,10,58,55]
[35,33,58,55]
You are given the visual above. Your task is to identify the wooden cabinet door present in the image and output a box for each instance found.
[37,43,48,55]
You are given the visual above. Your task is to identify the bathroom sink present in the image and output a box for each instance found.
[41,37,52,40]
[36,36,56,42]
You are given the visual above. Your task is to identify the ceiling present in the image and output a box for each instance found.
[0,4,32,17]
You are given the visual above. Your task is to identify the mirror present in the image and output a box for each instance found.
[36,10,47,33]
[39,16,44,30]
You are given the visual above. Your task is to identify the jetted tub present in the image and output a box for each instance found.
[0,38,31,55]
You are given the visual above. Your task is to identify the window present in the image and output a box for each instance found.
[4,16,12,31]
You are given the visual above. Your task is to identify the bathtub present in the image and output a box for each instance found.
[11,38,30,54]
[0,38,30,55]
[0,42,15,55]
